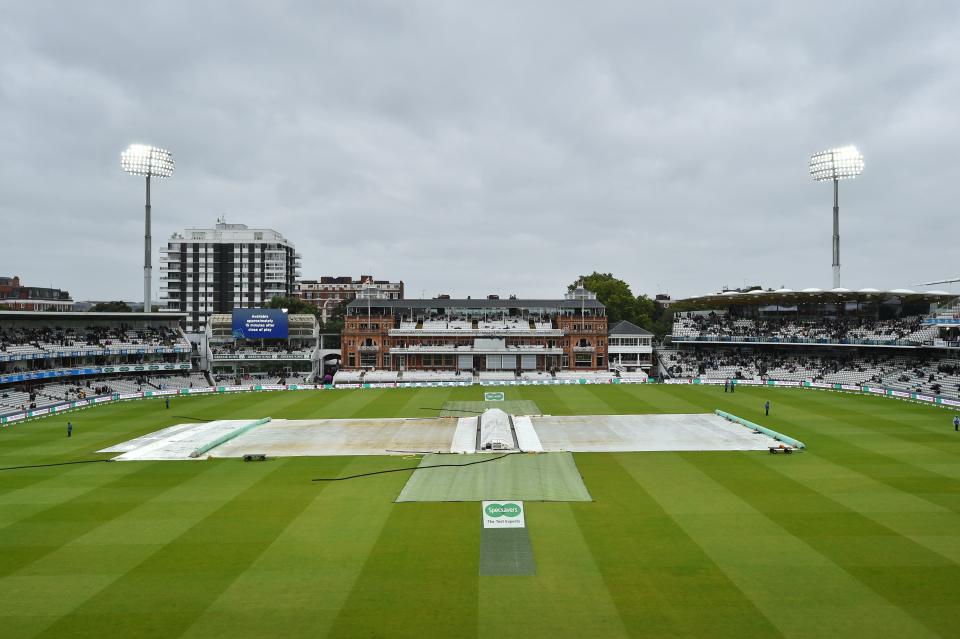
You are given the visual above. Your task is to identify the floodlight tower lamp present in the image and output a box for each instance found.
[121,144,174,313]
[809,145,863,289]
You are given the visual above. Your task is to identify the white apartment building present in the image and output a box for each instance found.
[159,221,301,333]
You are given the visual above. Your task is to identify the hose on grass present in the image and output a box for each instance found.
[311,452,520,482]
[0,458,112,472]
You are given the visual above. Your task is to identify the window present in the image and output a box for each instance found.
[596,355,604,367]
[348,353,356,367]
[575,353,592,367]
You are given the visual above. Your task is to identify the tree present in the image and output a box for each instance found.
[569,273,646,327]
[568,273,676,337]
[90,301,132,312]
[267,296,316,316]
[649,298,674,339]
[634,294,655,330]
[266,295,348,343]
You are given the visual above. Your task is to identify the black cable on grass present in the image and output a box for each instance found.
[0,458,112,472]
[311,452,519,482]
[171,415,208,422]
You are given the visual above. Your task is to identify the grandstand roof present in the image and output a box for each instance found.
[346,298,605,310]
[672,288,955,310]
[608,320,653,336]
[0,310,187,321]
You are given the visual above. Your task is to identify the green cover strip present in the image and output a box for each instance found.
[190,417,272,458]
[714,410,806,449]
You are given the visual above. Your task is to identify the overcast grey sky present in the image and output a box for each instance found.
[2,1,958,302]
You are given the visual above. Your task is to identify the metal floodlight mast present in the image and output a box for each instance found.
[121,144,174,313]
[809,145,863,288]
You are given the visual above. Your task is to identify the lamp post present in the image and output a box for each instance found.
[121,144,174,313]
[809,145,863,288]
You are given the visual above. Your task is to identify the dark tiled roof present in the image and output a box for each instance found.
[608,320,652,336]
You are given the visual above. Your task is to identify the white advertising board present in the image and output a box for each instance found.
[482,500,525,529]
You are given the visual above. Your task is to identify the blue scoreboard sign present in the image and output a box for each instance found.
[231,308,289,339]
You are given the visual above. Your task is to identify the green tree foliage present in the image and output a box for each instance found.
[267,296,344,347]
[90,301,132,312]
[568,273,644,326]
[267,296,316,316]
[569,273,673,337]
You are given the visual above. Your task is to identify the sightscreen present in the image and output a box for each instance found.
[232,308,289,339]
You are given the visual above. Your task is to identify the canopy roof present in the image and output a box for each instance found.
[672,288,955,311]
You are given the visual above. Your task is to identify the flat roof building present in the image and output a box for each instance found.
[159,221,301,334]
[341,285,608,373]
[297,275,403,322]
[0,276,73,312]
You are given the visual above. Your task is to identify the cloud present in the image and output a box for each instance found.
[1,1,959,302]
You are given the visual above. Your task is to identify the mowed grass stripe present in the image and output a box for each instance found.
[609,383,670,414]
[687,453,960,637]
[772,392,960,471]
[551,384,619,415]
[479,502,629,639]
[578,383,648,415]
[328,500,480,638]
[570,453,782,638]
[0,460,289,638]
[637,384,716,413]
[296,387,392,419]
[769,420,960,513]
[0,459,146,510]
[0,461,216,576]
[0,401,179,466]
[178,456,408,638]
[769,388,959,451]
[33,457,351,639]
[351,386,455,419]
[763,397,960,513]
[626,452,938,639]
[268,387,369,419]
[4,383,960,638]
[657,387,960,512]
[779,388,959,442]
[763,451,960,565]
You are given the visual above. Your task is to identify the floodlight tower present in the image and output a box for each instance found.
[809,145,864,288]
[121,144,174,313]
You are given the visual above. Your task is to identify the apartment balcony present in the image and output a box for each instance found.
[572,345,596,353]
[358,345,380,353]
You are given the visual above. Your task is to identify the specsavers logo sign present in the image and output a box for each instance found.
[482,500,525,528]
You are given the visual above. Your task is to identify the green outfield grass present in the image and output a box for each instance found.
[2,384,960,638]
